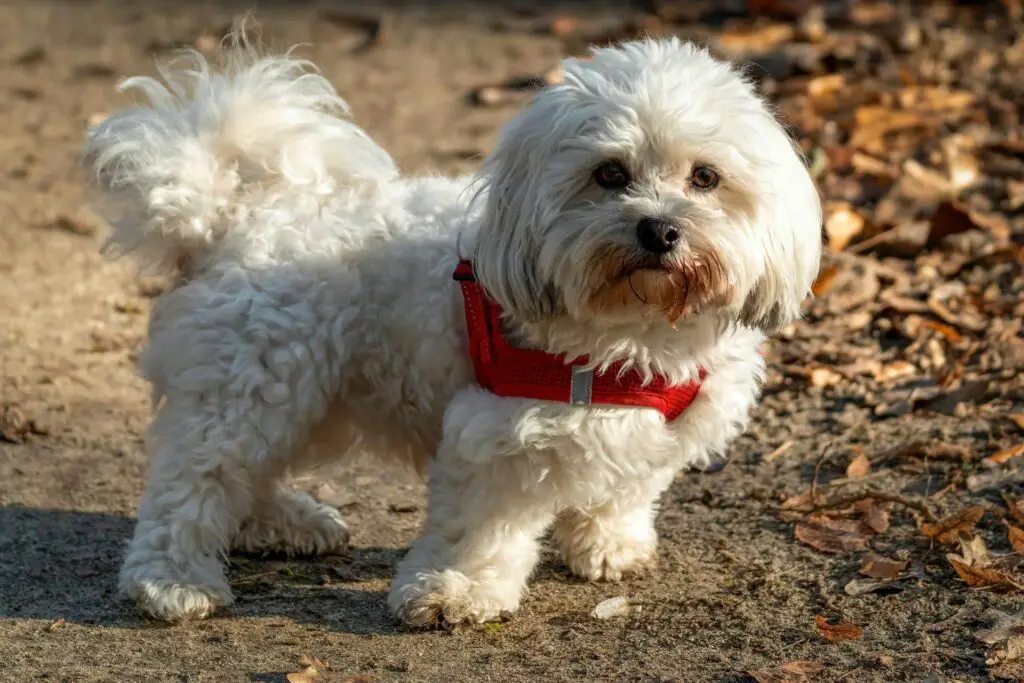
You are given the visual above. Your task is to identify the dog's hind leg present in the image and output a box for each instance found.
[118,405,259,621]
[232,484,349,557]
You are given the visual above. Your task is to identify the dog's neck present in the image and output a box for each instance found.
[498,310,733,384]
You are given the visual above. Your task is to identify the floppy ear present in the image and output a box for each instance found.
[737,113,823,334]
[471,95,564,323]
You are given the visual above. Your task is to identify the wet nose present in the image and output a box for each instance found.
[636,218,680,254]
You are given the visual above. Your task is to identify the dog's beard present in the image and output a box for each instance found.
[586,244,732,325]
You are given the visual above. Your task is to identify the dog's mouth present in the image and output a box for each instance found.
[588,248,731,325]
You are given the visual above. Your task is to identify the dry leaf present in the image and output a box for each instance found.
[874,361,917,383]
[856,498,892,535]
[825,203,865,252]
[1003,494,1024,525]
[975,608,1024,645]
[811,263,840,296]
[815,615,864,642]
[591,596,642,619]
[985,444,1024,466]
[287,655,330,683]
[920,506,985,544]
[808,366,843,388]
[48,617,65,632]
[781,660,824,677]
[796,514,869,554]
[947,535,1024,592]
[1009,415,1024,431]
[747,670,786,683]
[860,553,909,580]
[845,448,871,479]
[1009,526,1024,553]
[716,23,795,56]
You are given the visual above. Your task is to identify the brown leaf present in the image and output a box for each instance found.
[285,655,375,683]
[807,366,843,388]
[985,444,1024,466]
[845,448,871,479]
[1009,415,1024,432]
[947,536,1024,592]
[716,23,795,56]
[920,506,985,544]
[781,660,825,677]
[810,263,840,296]
[857,499,892,535]
[747,670,786,683]
[824,202,865,252]
[815,615,864,642]
[796,514,869,554]
[48,617,65,632]
[1003,494,1024,526]
[860,553,909,580]
[927,201,985,248]
[1009,526,1024,553]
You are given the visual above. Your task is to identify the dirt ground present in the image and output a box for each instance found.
[1,1,1022,682]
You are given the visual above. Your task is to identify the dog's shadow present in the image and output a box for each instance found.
[0,504,408,635]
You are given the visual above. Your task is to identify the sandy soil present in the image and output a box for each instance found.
[1,2,1021,682]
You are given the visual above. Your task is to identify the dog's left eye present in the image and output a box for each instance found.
[593,161,631,190]
[689,166,720,190]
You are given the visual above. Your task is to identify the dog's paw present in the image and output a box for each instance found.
[388,570,517,629]
[126,579,233,621]
[562,533,657,582]
[234,499,350,557]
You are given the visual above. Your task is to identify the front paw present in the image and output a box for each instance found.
[562,533,657,582]
[388,570,518,629]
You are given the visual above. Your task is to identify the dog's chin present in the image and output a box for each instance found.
[585,247,733,327]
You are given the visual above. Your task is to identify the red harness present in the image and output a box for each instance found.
[453,260,704,421]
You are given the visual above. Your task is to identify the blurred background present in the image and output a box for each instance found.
[0,1,1022,682]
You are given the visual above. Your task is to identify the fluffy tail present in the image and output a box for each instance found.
[82,37,397,274]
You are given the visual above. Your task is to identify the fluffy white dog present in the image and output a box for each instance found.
[82,34,821,628]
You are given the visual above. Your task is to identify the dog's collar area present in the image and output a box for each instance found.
[453,260,705,421]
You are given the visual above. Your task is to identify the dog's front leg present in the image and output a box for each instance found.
[388,401,555,629]
[552,467,676,582]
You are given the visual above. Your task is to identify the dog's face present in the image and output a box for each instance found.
[474,39,822,334]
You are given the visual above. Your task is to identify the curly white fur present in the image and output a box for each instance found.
[81,35,821,628]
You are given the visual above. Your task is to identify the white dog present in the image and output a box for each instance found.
[82,34,821,628]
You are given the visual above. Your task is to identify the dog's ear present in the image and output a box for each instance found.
[471,98,562,323]
[737,114,823,335]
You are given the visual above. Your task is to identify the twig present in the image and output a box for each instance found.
[810,420,865,504]
[799,489,937,523]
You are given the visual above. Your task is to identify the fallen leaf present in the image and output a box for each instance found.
[549,16,578,37]
[747,670,786,683]
[986,444,1024,466]
[287,655,330,683]
[781,660,824,677]
[927,201,987,247]
[1009,526,1024,553]
[796,514,869,554]
[947,535,1024,592]
[810,262,840,296]
[857,499,893,535]
[1003,494,1024,525]
[815,615,864,642]
[845,448,871,478]
[860,553,909,580]
[591,596,642,619]
[988,636,1024,680]
[48,618,65,632]
[1009,415,1024,431]
[808,366,843,388]
[844,577,904,596]
[920,506,985,544]
[975,608,1024,645]
[716,23,795,56]
[825,203,865,252]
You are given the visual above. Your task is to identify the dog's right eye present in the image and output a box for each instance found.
[593,161,631,190]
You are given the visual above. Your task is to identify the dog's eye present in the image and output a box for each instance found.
[593,161,631,190]
[689,166,720,190]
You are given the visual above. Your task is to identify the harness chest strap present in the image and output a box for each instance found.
[453,260,705,421]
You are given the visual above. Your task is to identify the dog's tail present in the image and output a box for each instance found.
[81,34,397,274]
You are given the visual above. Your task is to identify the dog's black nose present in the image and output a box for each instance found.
[636,218,680,254]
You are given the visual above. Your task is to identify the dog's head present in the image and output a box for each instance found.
[473,38,822,334]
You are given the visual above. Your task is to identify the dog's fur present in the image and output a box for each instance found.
[82,35,821,627]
